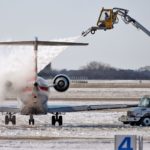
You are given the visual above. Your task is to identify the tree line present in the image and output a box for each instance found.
[38,61,150,80]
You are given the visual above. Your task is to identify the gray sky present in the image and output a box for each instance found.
[0,0,150,70]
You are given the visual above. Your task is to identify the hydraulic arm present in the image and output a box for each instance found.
[82,7,150,37]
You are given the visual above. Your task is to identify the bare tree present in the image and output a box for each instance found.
[80,61,114,70]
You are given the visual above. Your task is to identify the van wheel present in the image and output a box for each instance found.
[129,122,135,126]
[141,117,150,126]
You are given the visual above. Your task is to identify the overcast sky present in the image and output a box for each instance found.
[0,0,150,70]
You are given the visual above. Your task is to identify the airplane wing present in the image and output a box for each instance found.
[0,105,20,113]
[0,104,137,114]
[47,104,138,113]
[0,40,88,46]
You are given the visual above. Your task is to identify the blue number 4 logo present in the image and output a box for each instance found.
[118,137,133,150]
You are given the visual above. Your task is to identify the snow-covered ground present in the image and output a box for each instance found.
[49,88,150,99]
[0,100,150,149]
[0,139,113,150]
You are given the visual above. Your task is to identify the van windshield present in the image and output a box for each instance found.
[139,97,150,107]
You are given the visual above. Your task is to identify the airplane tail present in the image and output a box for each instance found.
[0,38,88,81]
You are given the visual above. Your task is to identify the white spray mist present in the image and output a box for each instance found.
[38,36,81,71]
[0,45,35,100]
[0,36,81,100]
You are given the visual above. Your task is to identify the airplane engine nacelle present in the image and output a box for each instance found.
[53,74,70,92]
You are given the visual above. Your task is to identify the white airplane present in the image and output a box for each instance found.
[0,38,136,126]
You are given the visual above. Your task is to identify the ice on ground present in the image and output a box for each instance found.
[50,88,150,99]
[0,139,115,150]
[0,138,150,150]
[0,100,150,149]
[0,101,148,139]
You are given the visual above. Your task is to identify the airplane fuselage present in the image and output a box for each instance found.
[19,77,50,115]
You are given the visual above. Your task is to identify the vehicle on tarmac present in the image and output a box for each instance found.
[119,95,150,126]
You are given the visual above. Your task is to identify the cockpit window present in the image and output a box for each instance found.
[139,97,150,107]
